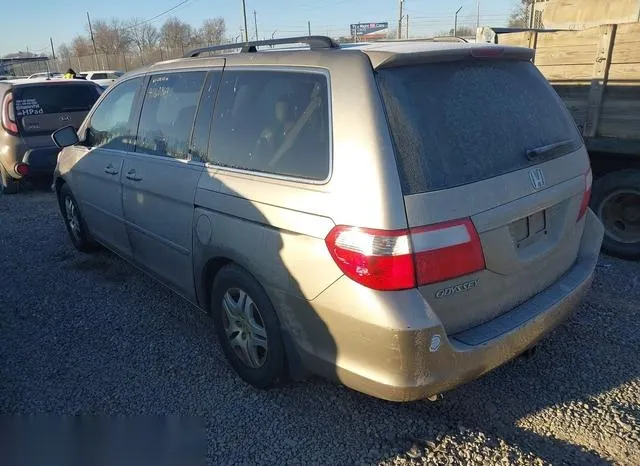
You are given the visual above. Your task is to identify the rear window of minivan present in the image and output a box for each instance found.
[13,84,101,117]
[376,60,582,194]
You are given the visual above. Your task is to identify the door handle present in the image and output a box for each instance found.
[126,169,142,181]
[104,165,119,175]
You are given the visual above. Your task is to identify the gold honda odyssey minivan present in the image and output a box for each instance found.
[52,37,604,401]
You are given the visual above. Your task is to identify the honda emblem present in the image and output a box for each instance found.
[529,168,545,190]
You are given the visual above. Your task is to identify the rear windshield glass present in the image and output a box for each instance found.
[13,84,101,116]
[376,60,582,194]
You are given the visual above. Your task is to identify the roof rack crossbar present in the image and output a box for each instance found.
[185,35,339,57]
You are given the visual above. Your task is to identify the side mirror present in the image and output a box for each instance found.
[52,125,79,148]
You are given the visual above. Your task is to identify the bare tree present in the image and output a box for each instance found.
[508,0,530,28]
[70,35,94,57]
[197,17,226,46]
[57,43,72,59]
[92,19,132,55]
[129,19,160,55]
[160,17,194,50]
[141,23,160,49]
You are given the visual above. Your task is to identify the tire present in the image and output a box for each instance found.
[0,165,19,195]
[590,169,640,261]
[211,264,286,389]
[57,183,97,253]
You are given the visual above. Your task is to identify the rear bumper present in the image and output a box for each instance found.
[300,210,604,402]
[22,147,59,176]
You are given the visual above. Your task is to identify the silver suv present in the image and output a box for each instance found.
[52,37,604,402]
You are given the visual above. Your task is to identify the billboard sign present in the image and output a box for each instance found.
[350,22,389,37]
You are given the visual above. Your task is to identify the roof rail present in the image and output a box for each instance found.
[185,36,340,57]
[376,36,469,43]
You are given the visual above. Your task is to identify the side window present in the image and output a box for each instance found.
[92,73,108,80]
[84,77,142,150]
[208,70,331,181]
[135,71,206,160]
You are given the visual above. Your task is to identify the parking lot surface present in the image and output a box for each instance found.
[1,190,639,465]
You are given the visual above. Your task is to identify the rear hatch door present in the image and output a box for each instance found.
[376,54,591,334]
[14,82,101,147]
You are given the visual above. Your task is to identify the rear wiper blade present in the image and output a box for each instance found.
[526,139,577,161]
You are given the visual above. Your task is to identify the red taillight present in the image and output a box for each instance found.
[325,218,485,291]
[577,169,593,221]
[1,93,18,135]
[15,163,29,177]
[412,219,486,285]
[325,226,415,291]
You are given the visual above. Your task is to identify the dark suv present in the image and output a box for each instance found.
[0,78,102,193]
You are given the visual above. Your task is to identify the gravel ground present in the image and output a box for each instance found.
[1,190,639,465]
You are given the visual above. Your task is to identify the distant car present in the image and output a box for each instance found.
[0,78,102,193]
[80,70,124,88]
[27,72,63,79]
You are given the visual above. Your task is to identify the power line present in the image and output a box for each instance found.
[125,0,196,30]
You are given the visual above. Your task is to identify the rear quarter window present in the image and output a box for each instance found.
[376,60,582,194]
[208,69,331,181]
[13,84,101,116]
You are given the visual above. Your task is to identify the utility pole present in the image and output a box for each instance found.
[87,12,99,68]
[253,9,259,41]
[476,0,480,32]
[397,0,404,39]
[454,6,463,36]
[241,0,249,42]
[308,21,311,36]
[50,37,57,72]
[406,15,409,39]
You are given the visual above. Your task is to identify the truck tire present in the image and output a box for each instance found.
[590,170,640,261]
[0,165,19,194]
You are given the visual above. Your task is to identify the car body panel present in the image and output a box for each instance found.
[195,168,341,303]
[405,150,590,333]
[68,147,132,256]
[303,210,603,401]
[121,153,204,299]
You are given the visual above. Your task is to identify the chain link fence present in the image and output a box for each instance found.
[6,42,237,77]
